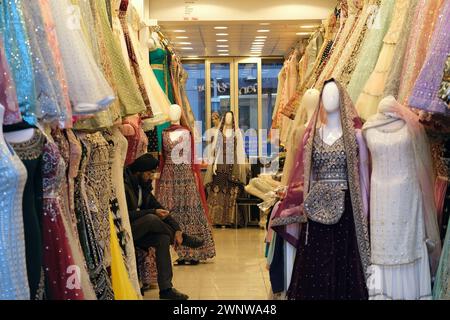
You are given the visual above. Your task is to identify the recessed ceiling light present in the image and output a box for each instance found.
[296,32,311,36]
[176,36,189,39]
[252,44,264,47]
[300,25,317,29]
[180,47,193,50]
[254,39,266,42]
[177,42,192,45]
[257,29,270,33]
[217,45,229,48]
[218,53,229,56]
[173,30,186,33]
[216,33,229,36]
[217,49,229,52]
[255,36,267,39]
[216,39,228,42]
[214,26,228,30]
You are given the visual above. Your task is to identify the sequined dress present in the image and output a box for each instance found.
[157,129,216,262]
[287,133,368,300]
[41,141,84,300]
[365,124,431,300]
[0,133,29,300]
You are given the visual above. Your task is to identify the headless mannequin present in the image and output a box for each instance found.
[376,96,406,132]
[304,89,320,127]
[320,81,343,145]
[169,104,183,142]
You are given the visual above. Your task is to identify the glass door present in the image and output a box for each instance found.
[234,58,262,158]
[206,60,234,131]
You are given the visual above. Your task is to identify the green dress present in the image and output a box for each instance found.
[149,48,175,104]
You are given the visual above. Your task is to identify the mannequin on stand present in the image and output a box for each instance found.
[204,111,249,227]
[287,79,370,300]
[363,96,441,300]
[157,105,216,264]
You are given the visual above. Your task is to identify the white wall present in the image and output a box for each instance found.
[147,0,336,22]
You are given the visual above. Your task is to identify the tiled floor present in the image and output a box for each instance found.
[144,227,271,300]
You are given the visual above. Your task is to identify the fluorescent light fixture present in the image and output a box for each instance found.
[217,45,229,48]
[253,40,266,43]
[217,50,229,52]
[259,23,270,26]
[257,29,270,33]
[216,33,229,36]
[176,36,189,39]
[187,55,199,58]
[177,42,192,45]
[180,47,193,50]
[218,53,229,56]
[173,30,186,33]
[216,39,228,42]
[214,26,228,30]
[252,45,264,48]
[300,25,318,29]
[255,36,267,39]
[296,32,311,36]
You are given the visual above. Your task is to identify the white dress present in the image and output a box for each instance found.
[49,0,115,114]
[365,122,432,300]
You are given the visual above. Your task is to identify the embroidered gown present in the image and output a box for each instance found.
[287,133,368,300]
[157,129,216,262]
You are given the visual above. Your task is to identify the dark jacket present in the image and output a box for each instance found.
[124,168,181,232]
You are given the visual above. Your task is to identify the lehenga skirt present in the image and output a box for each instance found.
[157,163,216,261]
[287,191,368,300]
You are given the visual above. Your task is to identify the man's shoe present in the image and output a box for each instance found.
[160,288,189,300]
[182,234,204,248]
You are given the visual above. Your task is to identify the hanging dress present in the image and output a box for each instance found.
[0,0,36,124]
[0,118,29,300]
[47,0,115,115]
[0,38,21,125]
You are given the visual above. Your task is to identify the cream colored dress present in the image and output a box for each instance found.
[355,0,411,121]
[365,123,431,300]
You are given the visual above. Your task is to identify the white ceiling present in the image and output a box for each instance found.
[158,20,324,58]
[142,0,336,58]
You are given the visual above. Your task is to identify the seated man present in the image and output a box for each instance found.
[124,153,203,300]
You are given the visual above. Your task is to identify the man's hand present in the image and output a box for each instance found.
[155,209,170,219]
[174,231,183,247]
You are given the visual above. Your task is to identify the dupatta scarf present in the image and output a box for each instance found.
[271,79,371,278]
[363,96,442,275]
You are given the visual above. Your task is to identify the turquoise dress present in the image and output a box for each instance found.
[0,0,36,124]
[149,48,175,103]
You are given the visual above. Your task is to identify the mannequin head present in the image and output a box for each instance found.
[224,112,233,126]
[322,81,340,114]
[378,95,398,115]
[169,104,182,124]
[303,89,320,123]
[212,112,221,128]
[147,31,160,51]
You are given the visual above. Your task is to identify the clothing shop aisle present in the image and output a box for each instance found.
[144,228,270,300]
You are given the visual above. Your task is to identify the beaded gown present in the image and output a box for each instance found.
[287,133,368,300]
[365,124,431,300]
[0,38,21,125]
[157,129,216,262]
[0,117,29,300]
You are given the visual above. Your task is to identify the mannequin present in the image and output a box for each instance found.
[147,31,163,51]
[287,79,370,300]
[168,104,184,142]
[363,96,440,300]
[204,111,249,227]
[319,81,343,145]
[157,108,216,263]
